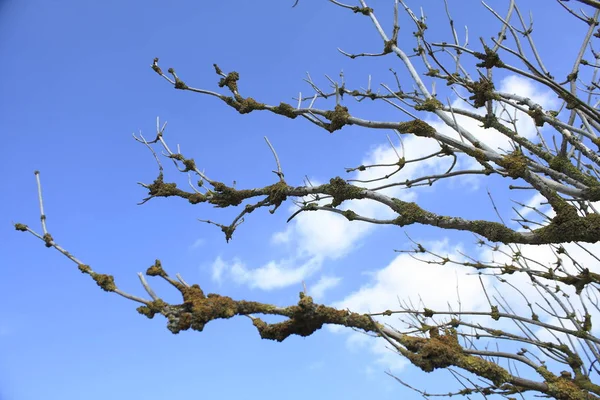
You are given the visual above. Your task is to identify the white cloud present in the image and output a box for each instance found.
[269,132,449,264]
[211,256,237,283]
[309,275,342,300]
[282,78,577,374]
[211,76,563,327]
[477,238,600,371]
[326,238,494,372]
[332,238,489,315]
[290,209,374,260]
[269,75,557,271]
[211,255,322,290]
[426,75,559,178]
[214,134,446,291]
[189,238,206,249]
[271,227,292,245]
[460,195,600,370]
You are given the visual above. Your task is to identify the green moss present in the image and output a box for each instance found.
[549,156,600,190]
[91,273,116,292]
[208,181,253,208]
[323,177,365,207]
[182,158,196,172]
[324,105,351,133]
[188,193,205,204]
[78,264,92,274]
[584,185,600,202]
[181,291,240,332]
[174,78,188,90]
[396,119,436,138]
[471,149,487,163]
[559,91,580,110]
[182,284,206,301]
[265,180,289,209]
[391,199,426,226]
[401,333,457,372]
[223,96,237,108]
[14,223,28,231]
[474,44,504,69]
[272,102,297,119]
[43,233,54,248]
[592,137,600,151]
[136,305,155,319]
[545,376,591,400]
[414,97,443,111]
[146,259,166,277]
[557,269,600,295]
[536,211,600,245]
[490,305,500,320]
[528,107,546,127]
[298,293,314,307]
[482,113,497,129]
[583,313,592,332]
[136,299,166,319]
[218,71,240,93]
[383,40,395,54]
[467,77,497,108]
[498,149,528,179]
[151,58,162,75]
[502,264,517,274]
[342,210,358,221]
[351,6,372,15]
[146,175,178,198]
[460,353,511,387]
[238,97,266,114]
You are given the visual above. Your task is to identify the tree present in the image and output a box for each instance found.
[14,0,600,398]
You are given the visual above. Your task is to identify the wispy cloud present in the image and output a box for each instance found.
[211,255,322,290]
[189,238,206,249]
[308,275,342,300]
[426,75,558,177]
[328,238,492,372]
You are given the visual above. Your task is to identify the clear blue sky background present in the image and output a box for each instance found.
[0,1,588,399]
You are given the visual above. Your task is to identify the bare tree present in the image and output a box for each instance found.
[15,0,600,398]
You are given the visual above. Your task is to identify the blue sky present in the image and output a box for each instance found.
[1,1,595,399]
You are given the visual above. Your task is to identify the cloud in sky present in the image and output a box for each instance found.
[327,189,562,372]
[210,75,559,294]
[308,275,342,300]
[208,75,577,373]
[212,132,442,290]
[211,255,323,290]
[326,238,491,371]
[332,238,490,315]
[425,75,559,186]
[189,238,205,249]
[333,193,600,373]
